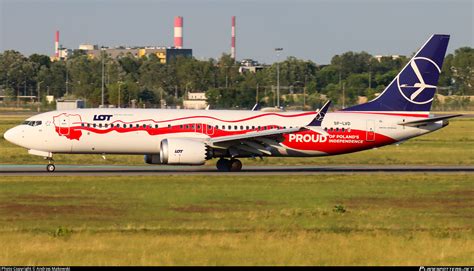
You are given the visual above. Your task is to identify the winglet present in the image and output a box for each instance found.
[308,100,331,127]
[305,100,331,135]
[251,103,261,111]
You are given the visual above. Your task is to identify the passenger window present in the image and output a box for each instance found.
[208,125,212,129]
[168,124,171,128]
[155,124,158,128]
[93,123,97,128]
[197,125,201,129]
[336,128,339,132]
[234,125,238,130]
[240,125,243,130]
[252,126,255,129]
[129,124,133,128]
[81,123,85,127]
[143,124,146,128]
[185,125,189,129]
[246,126,249,130]
[180,125,183,129]
[330,128,333,132]
[228,125,231,130]
[191,125,194,129]
[342,128,345,132]
[123,124,126,128]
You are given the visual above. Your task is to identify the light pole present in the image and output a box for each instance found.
[101,47,105,107]
[118,81,123,108]
[37,81,43,104]
[65,61,69,96]
[274,48,283,108]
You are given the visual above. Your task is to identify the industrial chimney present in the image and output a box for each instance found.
[55,30,59,57]
[231,16,236,59]
[174,16,183,49]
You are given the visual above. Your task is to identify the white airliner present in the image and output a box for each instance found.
[3,34,461,172]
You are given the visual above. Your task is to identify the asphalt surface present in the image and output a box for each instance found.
[0,164,473,176]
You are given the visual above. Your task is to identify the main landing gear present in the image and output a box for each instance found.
[216,158,242,172]
[45,157,55,172]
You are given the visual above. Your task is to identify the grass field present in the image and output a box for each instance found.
[0,174,473,265]
[0,114,473,265]
[0,114,473,166]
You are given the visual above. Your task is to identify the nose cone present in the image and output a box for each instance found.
[4,127,20,146]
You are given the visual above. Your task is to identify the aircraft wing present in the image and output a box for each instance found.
[398,114,462,126]
[207,101,331,156]
[209,127,301,144]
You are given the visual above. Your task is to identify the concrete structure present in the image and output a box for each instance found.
[174,16,183,49]
[81,46,192,63]
[56,99,85,110]
[79,44,98,50]
[231,16,236,59]
[183,92,207,109]
[374,55,403,62]
[239,59,264,73]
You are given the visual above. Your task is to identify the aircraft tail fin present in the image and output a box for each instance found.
[342,34,450,116]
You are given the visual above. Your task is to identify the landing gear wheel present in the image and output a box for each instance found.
[229,159,242,172]
[216,159,230,172]
[46,164,56,172]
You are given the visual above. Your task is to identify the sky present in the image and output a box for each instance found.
[0,0,472,64]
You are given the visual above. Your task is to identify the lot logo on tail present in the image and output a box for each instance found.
[397,57,441,105]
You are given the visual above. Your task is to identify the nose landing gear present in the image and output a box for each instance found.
[46,163,56,172]
[216,158,242,172]
[45,157,55,172]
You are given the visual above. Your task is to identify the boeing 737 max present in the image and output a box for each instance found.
[3,34,461,172]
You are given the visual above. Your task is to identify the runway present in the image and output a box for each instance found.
[0,164,473,176]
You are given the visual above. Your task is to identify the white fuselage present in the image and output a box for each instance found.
[4,108,444,159]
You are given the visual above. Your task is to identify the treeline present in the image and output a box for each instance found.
[0,47,472,110]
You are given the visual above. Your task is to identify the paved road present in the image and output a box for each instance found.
[0,164,473,176]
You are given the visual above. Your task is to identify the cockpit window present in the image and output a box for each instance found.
[21,120,42,126]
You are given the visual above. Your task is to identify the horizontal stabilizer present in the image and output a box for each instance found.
[398,114,462,126]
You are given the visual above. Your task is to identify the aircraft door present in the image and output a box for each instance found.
[205,124,215,136]
[366,120,375,141]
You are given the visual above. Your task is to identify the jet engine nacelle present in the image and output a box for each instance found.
[144,154,161,164]
[160,138,212,165]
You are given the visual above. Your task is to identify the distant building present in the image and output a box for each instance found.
[373,55,404,62]
[239,59,264,73]
[183,92,207,109]
[56,99,85,110]
[79,44,192,63]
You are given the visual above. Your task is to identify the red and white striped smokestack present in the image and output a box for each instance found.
[231,16,236,59]
[55,30,59,57]
[174,16,183,49]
